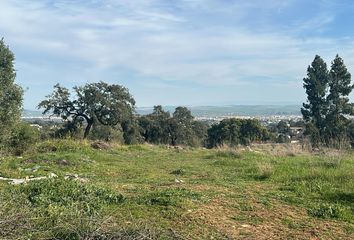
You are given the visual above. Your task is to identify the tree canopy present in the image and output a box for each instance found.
[38,81,135,139]
[138,105,208,146]
[0,38,23,145]
[207,118,270,148]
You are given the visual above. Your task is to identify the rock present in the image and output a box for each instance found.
[64,173,89,183]
[56,159,69,166]
[241,224,251,228]
[91,141,111,150]
[0,172,58,185]
[48,173,58,178]
[174,178,184,183]
[23,165,41,172]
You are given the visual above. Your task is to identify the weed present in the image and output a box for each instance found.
[36,139,91,153]
[281,217,306,229]
[140,188,200,207]
[323,157,342,168]
[214,150,242,159]
[255,162,273,180]
[10,179,124,213]
[307,203,344,219]
[170,168,186,175]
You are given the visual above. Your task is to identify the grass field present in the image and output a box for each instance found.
[0,140,353,239]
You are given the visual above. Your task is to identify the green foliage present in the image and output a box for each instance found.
[1,179,124,239]
[207,118,270,147]
[349,121,354,147]
[8,122,39,155]
[0,143,353,238]
[302,55,354,148]
[140,188,200,207]
[35,139,91,153]
[170,168,186,175]
[276,134,290,143]
[138,105,207,146]
[17,179,124,210]
[301,55,329,133]
[90,123,124,142]
[325,55,354,145]
[307,204,344,219]
[54,119,84,139]
[169,106,196,146]
[38,81,135,139]
[0,38,23,148]
[139,105,171,144]
[213,150,242,159]
[121,118,144,144]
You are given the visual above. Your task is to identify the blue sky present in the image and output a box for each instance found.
[1,0,354,109]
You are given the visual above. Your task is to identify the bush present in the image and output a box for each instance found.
[90,124,124,142]
[8,122,39,155]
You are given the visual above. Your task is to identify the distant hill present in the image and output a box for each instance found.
[22,109,44,118]
[137,105,301,117]
[23,105,301,119]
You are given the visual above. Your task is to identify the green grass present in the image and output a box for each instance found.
[0,140,353,239]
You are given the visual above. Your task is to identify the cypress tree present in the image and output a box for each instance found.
[325,55,354,143]
[301,55,329,143]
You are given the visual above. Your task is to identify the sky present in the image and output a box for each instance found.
[1,0,354,110]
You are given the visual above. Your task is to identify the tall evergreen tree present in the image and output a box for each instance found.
[0,38,23,146]
[301,55,329,142]
[325,55,354,141]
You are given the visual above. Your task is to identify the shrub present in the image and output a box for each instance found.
[90,124,124,142]
[8,122,39,155]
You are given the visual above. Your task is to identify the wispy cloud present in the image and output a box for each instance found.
[0,0,353,108]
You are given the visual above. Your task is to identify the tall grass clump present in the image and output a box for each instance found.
[35,139,92,153]
[0,179,124,239]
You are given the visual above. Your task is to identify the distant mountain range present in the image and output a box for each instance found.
[24,105,301,118]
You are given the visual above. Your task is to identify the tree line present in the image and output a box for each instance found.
[1,38,354,154]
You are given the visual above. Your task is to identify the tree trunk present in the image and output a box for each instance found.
[83,119,93,139]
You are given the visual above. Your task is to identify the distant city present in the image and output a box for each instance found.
[23,105,303,125]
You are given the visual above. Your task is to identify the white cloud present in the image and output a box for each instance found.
[1,0,354,107]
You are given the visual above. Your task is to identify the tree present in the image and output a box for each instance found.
[240,119,270,144]
[276,120,290,135]
[169,107,195,146]
[206,118,269,148]
[0,38,23,146]
[138,106,206,147]
[348,120,354,147]
[207,118,241,147]
[138,105,171,144]
[325,55,354,142]
[38,81,135,139]
[301,55,329,143]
